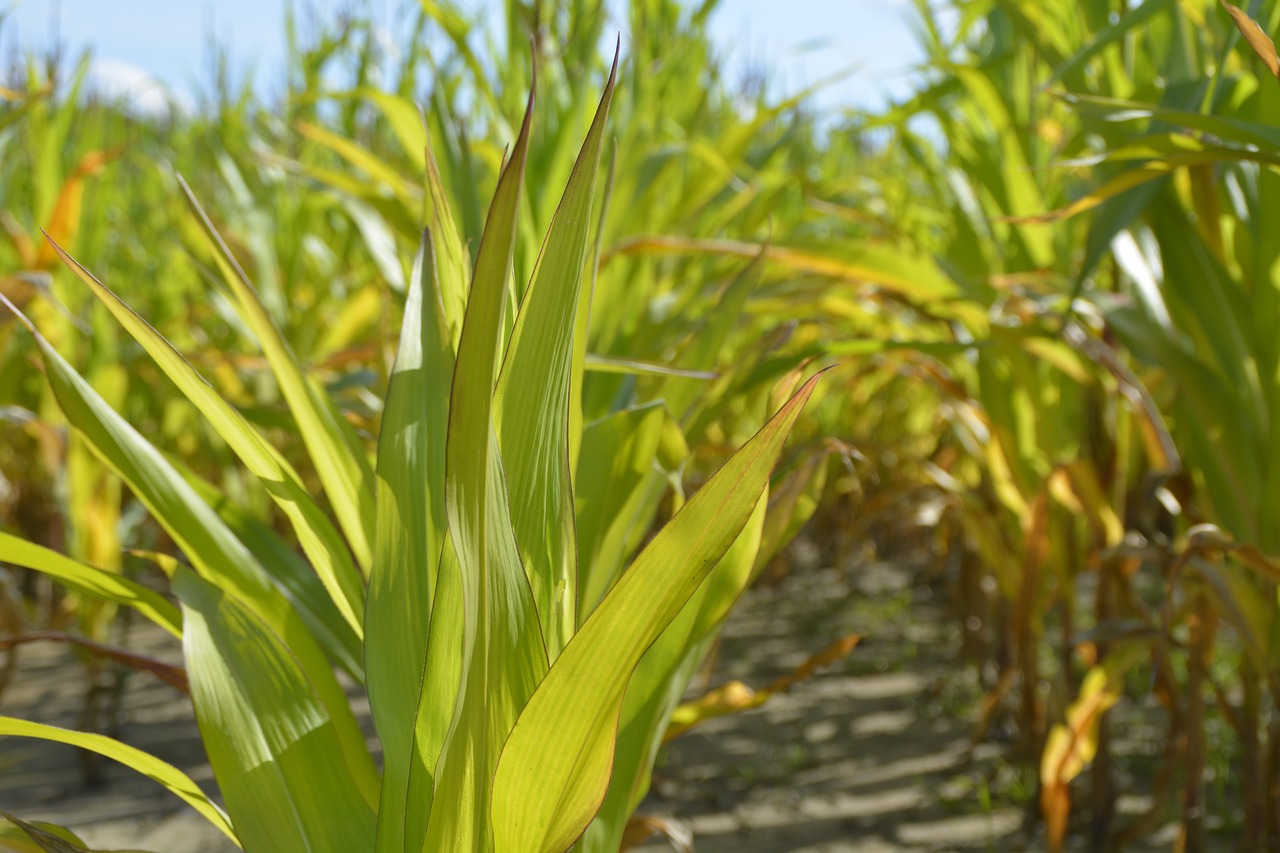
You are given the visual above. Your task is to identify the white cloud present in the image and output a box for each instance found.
[89,57,194,119]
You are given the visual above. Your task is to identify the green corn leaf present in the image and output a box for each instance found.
[401,540,464,852]
[0,88,42,134]
[1049,0,1175,84]
[581,354,717,380]
[424,77,548,853]
[175,568,375,852]
[0,297,379,809]
[494,50,618,657]
[754,449,830,572]
[179,177,378,575]
[0,717,235,843]
[579,492,768,853]
[950,66,1054,269]
[296,119,421,203]
[1061,93,1280,151]
[574,402,666,619]
[492,371,823,853]
[183,477,364,682]
[0,533,181,638]
[604,235,959,303]
[340,196,408,292]
[367,232,454,853]
[423,114,471,349]
[350,87,429,173]
[45,238,367,640]
[570,139,617,477]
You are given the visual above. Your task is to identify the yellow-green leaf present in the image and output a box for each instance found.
[179,178,378,575]
[493,372,823,853]
[0,534,180,638]
[0,718,235,844]
[176,568,375,852]
[367,233,455,853]
[424,78,548,853]
[495,51,617,657]
[46,238,366,639]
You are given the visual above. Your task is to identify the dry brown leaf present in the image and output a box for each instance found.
[1221,0,1280,79]
[664,634,861,741]
[619,815,694,853]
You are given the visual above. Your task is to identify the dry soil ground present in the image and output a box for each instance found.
[0,552,1183,851]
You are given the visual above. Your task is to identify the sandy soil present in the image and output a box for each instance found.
[628,560,1026,852]
[0,555,1177,851]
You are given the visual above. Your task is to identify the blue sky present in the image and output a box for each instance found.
[1,1,925,113]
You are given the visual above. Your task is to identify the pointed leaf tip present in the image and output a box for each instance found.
[1221,0,1280,79]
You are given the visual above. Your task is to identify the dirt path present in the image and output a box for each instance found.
[0,557,1057,852]
[631,559,1026,852]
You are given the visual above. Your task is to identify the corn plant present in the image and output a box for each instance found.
[0,47,828,851]
[843,0,1280,848]
[1045,4,1280,845]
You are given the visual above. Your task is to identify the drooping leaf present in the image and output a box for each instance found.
[46,238,366,638]
[176,568,375,852]
[664,634,862,741]
[1039,644,1144,853]
[1221,0,1280,79]
[0,815,102,853]
[179,178,378,575]
[0,534,180,637]
[181,478,363,681]
[604,235,958,302]
[0,718,235,843]
[0,631,188,693]
[0,296,378,806]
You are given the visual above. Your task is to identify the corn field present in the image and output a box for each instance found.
[3,0,1280,850]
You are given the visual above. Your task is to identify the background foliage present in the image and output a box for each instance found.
[4,0,1280,849]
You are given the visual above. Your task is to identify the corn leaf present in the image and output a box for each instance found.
[0,815,102,853]
[367,233,454,852]
[574,402,666,618]
[175,568,375,852]
[46,239,367,639]
[0,533,180,637]
[0,297,379,807]
[664,252,765,424]
[401,540,464,852]
[0,717,235,843]
[578,491,767,853]
[493,371,823,853]
[605,236,959,302]
[184,478,363,680]
[1221,0,1280,79]
[423,126,471,345]
[423,79,548,853]
[494,52,617,657]
[664,634,861,740]
[179,178,378,574]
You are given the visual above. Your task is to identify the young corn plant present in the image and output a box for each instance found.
[0,58,822,852]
